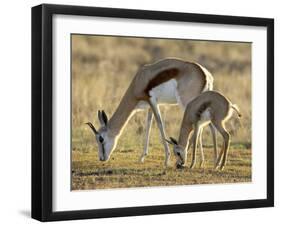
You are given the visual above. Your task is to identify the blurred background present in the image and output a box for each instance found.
[72,35,251,153]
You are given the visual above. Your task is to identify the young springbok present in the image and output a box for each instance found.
[86,58,217,167]
[167,90,241,170]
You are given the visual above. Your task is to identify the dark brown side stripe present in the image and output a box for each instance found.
[144,68,179,95]
[196,101,211,119]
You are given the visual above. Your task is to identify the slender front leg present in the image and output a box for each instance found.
[198,127,204,168]
[190,128,203,162]
[190,123,200,169]
[148,98,170,167]
[139,109,154,163]
[209,123,218,167]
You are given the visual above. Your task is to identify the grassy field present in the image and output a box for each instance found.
[71,35,252,190]
[72,147,251,190]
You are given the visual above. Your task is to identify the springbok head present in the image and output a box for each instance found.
[86,110,116,162]
[166,137,186,168]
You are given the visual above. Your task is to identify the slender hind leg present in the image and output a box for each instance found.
[209,123,218,167]
[213,121,230,170]
[148,98,170,167]
[139,109,153,163]
[198,127,205,168]
[190,123,200,169]
[215,141,225,169]
[220,133,230,170]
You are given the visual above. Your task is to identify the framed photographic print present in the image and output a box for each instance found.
[32,4,274,222]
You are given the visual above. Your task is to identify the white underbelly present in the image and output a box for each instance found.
[198,108,212,127]
[136,79,181,110]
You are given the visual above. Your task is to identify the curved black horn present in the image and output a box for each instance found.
[85,122,98,134]
[170,137,178,145]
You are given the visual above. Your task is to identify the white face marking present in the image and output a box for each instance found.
[173,145,185,166]
[95,128,117,162]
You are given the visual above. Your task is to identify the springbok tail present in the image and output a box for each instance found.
[231,104,242,118]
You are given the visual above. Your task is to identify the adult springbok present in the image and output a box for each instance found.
[166,90,242,170]
[86,58,217,167]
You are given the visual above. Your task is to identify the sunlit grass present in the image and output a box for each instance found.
[72,146,251,190]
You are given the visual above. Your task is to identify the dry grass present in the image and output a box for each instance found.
[71,35,252,190]
[72,147,251,190]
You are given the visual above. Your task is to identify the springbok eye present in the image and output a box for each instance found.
[99,136,104,143]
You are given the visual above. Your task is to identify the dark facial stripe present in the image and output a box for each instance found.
[144,68,179,95]
[101,141,105,158]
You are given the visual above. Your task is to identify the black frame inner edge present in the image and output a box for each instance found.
[31,3,274,222]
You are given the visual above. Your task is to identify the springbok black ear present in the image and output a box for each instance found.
[97,110,107,126]
[85,122,98,135]
[98,110,108,126]
[101,110,108,125]
[170,137,178,145]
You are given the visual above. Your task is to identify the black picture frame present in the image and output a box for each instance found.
[32,3,274,222]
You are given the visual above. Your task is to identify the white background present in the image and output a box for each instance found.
[53,15,267,211]
[0,0,279,225]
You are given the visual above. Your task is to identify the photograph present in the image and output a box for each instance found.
[71,34,252,190]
